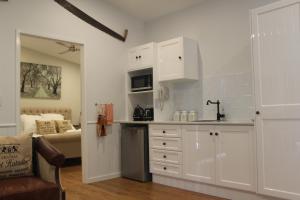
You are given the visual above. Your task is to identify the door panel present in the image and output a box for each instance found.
[182,125,215,184]
[252,1,300,199]
[158,38,183,81]
[139,44,154,68]
[128,48,138,69]
[215,126,255,192]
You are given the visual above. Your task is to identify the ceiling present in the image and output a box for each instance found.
[21,34,81,65]
[102,0,206,22]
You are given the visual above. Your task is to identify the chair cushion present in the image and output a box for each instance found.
[0,176,60,200]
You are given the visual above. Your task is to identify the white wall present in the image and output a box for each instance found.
[144,0,278,121]
[0,0,145,182]
[21,47,81,125]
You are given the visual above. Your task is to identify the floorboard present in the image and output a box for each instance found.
[61,166,226,200]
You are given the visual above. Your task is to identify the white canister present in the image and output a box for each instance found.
[173,111,181,121]
[180,111,188,122]
[188,110,198,122]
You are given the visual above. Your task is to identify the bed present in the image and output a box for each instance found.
[21,107,81,159]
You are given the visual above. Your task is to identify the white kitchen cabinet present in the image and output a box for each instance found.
[182,125,255,192]
[215,126,255,192]
[252,1,300,200]
[182,125,216,184]
[150,137,182,152]
[128,43,156,71]
[157,37,199,82]
[149,124,181,137]
[149,124,182,178]
[151,162,182,178]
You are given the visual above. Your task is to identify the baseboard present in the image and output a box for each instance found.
[85,172,121,183]
[153,175,282,200]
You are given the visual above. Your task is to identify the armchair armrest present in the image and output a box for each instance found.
[34,137,66,200]
[35,137,65,167]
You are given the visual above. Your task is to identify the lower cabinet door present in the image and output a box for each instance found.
[182,125,216,184]
[151,161,182,178]
[215,126,255,192]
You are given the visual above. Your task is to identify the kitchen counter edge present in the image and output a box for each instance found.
[114,120,254,126]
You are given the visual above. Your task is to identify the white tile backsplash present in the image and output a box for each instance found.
[170,72,254,121]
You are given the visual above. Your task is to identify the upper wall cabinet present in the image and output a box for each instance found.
[157,37,199,82]
[128,42,156,71]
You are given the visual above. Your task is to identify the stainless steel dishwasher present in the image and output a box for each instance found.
[121,124,152,182]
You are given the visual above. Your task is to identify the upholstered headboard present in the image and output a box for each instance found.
[21,107,72,120]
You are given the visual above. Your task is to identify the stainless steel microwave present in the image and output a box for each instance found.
[131,74,153,92]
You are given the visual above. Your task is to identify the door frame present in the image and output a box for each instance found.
[15,29,88,183]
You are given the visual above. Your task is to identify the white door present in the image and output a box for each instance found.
[139,43,154,68]
[215,126,255,192]
[182,125,215,184]
[252,1,300,199]
[128,48,138,70]
[158,38,183,81]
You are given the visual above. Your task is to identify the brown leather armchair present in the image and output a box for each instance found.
[0,137,66,200]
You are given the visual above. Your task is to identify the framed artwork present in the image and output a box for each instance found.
[20,62,62,99]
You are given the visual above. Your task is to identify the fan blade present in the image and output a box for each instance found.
[56,41,71,48]
[59,49,70,54]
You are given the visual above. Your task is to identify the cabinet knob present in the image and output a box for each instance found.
[210,132,213,136]
[163,142,166,146]
[256,111,260,115]
[163,130,166,134]
[163,167,167,170]
[139,55,142,59]
[215,132,219,136]
[178,56,182,60]
[163,155,167,158]
[136,56,138,59]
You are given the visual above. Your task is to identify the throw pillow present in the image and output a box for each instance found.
[36,120,57,135]
[0,133,33,179]
[55,120,73,133]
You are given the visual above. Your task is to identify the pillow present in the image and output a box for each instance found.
[40,113,64,121]
[55,120,73,133]
[0,133,33,179]
[21,114,42,134]
[36,120,57,135]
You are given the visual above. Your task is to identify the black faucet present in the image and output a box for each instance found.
[206,100,225,121]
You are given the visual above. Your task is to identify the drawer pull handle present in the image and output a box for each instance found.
[163,155,167,158]
[163,167,167,170]
[215,132,219,136]
[210,132,213,136]
[162,142,166,146]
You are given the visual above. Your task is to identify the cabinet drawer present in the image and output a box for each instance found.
[150,137,182,151]
[150,161,182,178]
[149,125,181,137]
[150,149,182,164]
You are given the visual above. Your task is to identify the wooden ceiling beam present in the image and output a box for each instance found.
[54,0,128,42]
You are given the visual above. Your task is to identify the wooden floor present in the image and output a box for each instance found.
[61,166,226,200]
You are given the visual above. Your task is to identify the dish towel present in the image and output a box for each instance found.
[97,104,113,137]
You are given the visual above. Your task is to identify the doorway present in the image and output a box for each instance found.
[15,31,87,183]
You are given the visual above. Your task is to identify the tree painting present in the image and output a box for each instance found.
[20,62,62,99]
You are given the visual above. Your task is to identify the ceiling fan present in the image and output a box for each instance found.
[56,41,80,54]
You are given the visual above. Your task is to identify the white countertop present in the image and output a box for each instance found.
[115,120,254,126]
